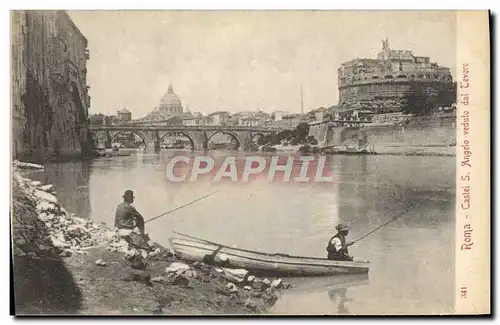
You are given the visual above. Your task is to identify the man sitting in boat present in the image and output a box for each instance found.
[115,190,145,236]
[326,224,354,261]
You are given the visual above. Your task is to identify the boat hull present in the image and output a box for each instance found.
[169,237,369,277]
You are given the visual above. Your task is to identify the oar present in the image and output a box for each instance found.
[173,231,225,247]
[173,231,229,264]
[174,231,284,255]
[144,190,220,224]
[350,200,420,246]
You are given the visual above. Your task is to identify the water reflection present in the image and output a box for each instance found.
[25,161,91,219]
[328,288,350,314]
[271,274,369,315]
[326,275,370,315]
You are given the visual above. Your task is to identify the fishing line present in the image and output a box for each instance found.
[144,189,220,224]
[350,200,421,245]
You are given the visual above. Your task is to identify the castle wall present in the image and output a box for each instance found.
[340,82,412,101]
[366,120,455,148]
[365,115,456,154]
[309,116,456,155]
[338,80,455,113]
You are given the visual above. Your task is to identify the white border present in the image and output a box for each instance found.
[3,0,500,10]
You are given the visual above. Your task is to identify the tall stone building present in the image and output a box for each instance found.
[117,108,132,122]
[337,38,455,114]
[11,10,91,162]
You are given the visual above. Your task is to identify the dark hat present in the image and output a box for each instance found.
[123,190,135,198]
[336,223,350,232]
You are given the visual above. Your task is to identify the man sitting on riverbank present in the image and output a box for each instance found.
[115,190,154,253]
[115,190,145,236]
[326,224,354,261]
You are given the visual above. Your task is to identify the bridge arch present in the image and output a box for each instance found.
[159,131,195,150]
[110,130,148,148]
[251,132,266,142]
[206,131,243,150]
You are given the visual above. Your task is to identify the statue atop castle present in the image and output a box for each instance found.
[382,38,390,52]
[378,37,391,60]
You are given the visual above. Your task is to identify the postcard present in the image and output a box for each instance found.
[10,10,490,315]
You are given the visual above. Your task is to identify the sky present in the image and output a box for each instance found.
[68,10,457,118]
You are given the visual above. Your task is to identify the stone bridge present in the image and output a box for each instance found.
[89,125,283,151]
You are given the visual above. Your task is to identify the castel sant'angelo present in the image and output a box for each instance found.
[337,39,456,114]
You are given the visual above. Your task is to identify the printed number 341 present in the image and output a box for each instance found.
[460,286,467,298]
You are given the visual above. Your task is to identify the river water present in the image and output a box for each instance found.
[27,150,455,315]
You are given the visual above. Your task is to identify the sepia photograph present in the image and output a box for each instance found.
[9,9,490,315]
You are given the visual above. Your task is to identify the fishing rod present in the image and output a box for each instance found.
[350,200,420,245]
[144,189,220,224]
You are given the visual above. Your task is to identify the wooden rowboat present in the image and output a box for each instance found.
[168,233,370,277]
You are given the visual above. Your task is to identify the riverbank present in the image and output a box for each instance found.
[11,161,290,315]
[93,148,141,158]
[259,144,455,157]
[371,145,456,157]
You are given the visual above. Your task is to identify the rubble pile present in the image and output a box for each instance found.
[12,178,56,258]
[13,160,45,170]
[156,260,291,311]
[12,167,155,258]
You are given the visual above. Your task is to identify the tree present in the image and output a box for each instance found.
[306,135,318,145]
[89,113,105,126]
[403,81,457,116]
[258,122,313,147]
[294,122,310,143]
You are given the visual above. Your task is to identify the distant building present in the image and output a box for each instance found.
[270,113,303,129]
[226,115,239,126]
[117,108,132,122]
[238,116,261,127]
[109,115,120,125]
[181,117,195,126]
[230,110,269,126]
[208,111,230,125]
[271,110,290,121]
[253,111,270,120]
[182,115,206,126]
[164,116,183,125]
[304,107,329,122]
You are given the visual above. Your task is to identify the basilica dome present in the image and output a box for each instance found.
[159,84,183,115]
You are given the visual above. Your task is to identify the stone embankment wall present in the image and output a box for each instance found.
[309,115,456,155]
[365,115,455,155]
